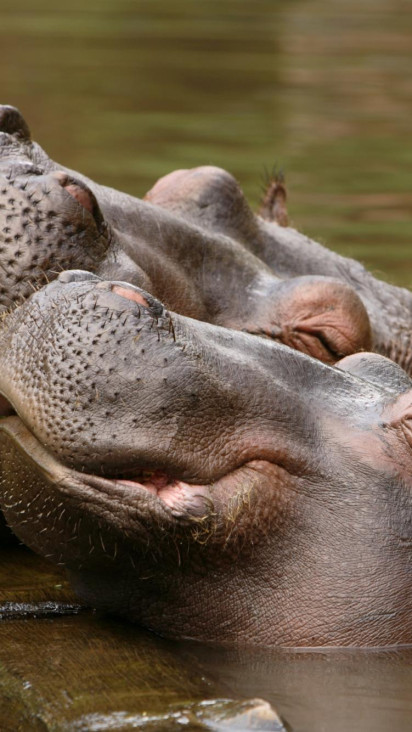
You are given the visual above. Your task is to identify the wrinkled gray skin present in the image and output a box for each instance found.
[1,102,411,368]
[0,271,410,648]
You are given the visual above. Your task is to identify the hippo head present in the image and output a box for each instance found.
[0,271,410,648]
[0,106,110,311]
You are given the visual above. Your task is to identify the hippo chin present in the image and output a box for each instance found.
[0,270,410,648]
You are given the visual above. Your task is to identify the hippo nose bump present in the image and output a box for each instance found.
[57,270,102,285]
[52,171,105,229]
[0,105,31,140]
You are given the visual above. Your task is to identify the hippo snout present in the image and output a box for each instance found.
[0,272,314,483]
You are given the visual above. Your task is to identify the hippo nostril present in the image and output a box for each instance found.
[52,171,105,230]
[58,270,102,285]
[0,105,31,140]
[111,285,150,308]
[109,283,165,317]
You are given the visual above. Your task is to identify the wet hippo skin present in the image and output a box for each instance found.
[5,101,412,368]
[0,271,410,648]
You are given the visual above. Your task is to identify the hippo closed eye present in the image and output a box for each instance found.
[0,271,410,648]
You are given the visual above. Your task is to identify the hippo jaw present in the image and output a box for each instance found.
[0,274,411,648]
[1,406,410,649]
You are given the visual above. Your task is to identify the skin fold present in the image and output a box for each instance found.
[0,272,410,648]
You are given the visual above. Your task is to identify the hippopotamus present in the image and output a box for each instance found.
[0,271,410,647]
[0,104,374,367]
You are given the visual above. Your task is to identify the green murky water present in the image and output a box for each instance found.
[1,0,412,284]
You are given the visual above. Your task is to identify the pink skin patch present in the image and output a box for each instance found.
[115,472,210,512]
[63,184,95,214]
[111,285,149,308]
[52,171,96,215]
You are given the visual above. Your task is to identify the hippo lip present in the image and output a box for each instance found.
[0,413,216,520]
[94,471,212,516]
[0,411,283,532]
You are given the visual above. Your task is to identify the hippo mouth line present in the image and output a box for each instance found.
[111,471,208,508]
[0,394,16,419]
[0,406,212,517]
[0,408,275,523]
